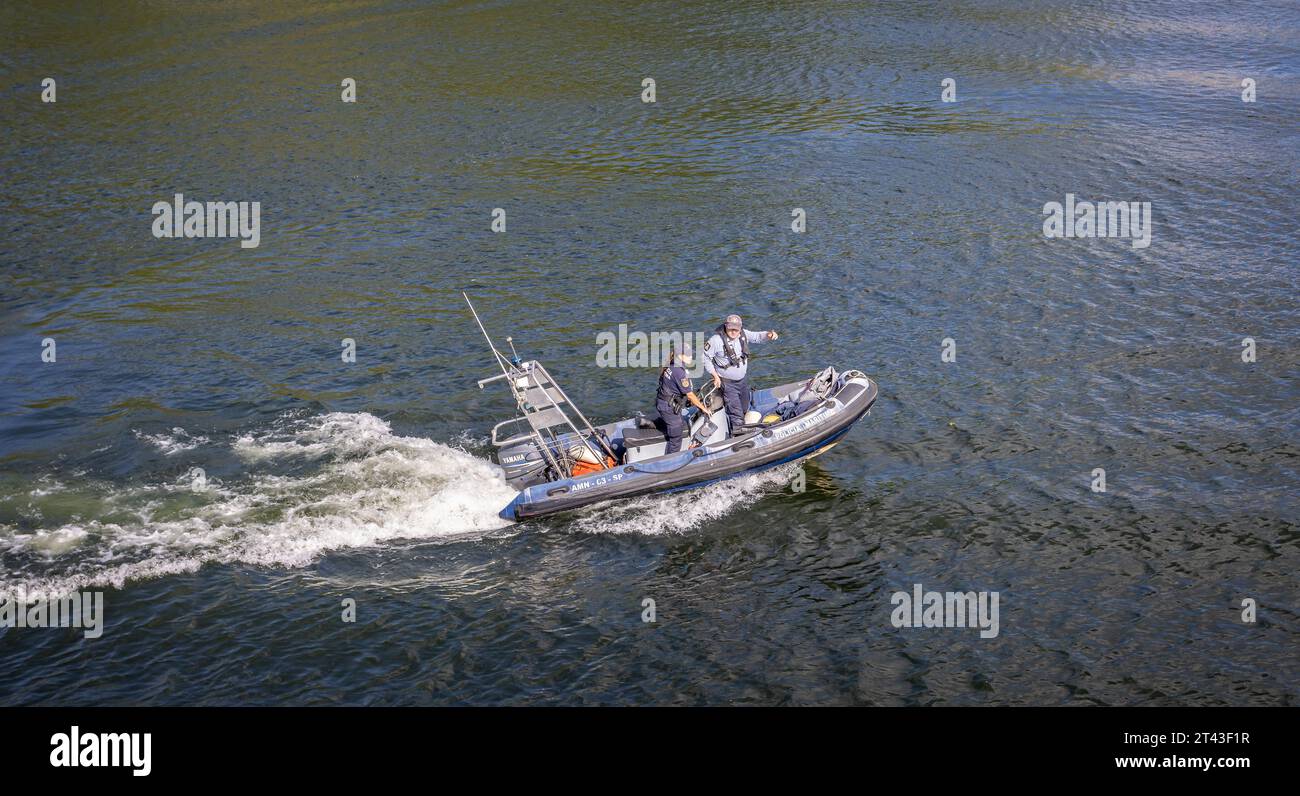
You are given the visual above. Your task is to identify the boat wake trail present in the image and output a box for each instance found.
[0,413,796,598]
[0,413,518,598]
[567,463,801,536]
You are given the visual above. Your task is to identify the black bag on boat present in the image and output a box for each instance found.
[794,398,821,415]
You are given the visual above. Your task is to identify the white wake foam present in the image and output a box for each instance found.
[2,413,793,598]
[1,413,518,599]
[569,462,801,535]
[133,427,210,455]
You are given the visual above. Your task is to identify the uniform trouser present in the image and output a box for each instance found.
[720,376,751,436]
[656,400,685,454]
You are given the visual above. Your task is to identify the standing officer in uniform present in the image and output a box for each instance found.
[703,314,779,436]
[656,343,710,454]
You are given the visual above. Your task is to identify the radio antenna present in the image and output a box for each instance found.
[463,292,510,373]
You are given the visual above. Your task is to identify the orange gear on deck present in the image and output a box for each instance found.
[571,456,616,477]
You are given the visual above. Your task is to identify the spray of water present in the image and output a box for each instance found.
[0,413,794,598]
[0,413,517,598]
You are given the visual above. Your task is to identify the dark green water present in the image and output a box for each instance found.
[1,0,1297,705]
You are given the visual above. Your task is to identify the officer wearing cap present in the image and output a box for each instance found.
[656,343,709,454]
[703,314,779,436]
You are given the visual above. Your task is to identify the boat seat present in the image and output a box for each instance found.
[623,425,667,448]
[622,423,670,464]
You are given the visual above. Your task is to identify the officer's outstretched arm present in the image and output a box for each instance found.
[685,391,709,413]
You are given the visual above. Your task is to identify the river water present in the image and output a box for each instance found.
[1,0,1297,705]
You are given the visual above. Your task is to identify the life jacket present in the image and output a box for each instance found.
[800,366,838,400]
[711,325,750,369]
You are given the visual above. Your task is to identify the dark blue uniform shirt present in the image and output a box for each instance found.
[655,366,693,409]
[655,365,694,455]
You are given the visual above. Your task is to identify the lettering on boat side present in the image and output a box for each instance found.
[771,413,824,440]
[570,472,625,493]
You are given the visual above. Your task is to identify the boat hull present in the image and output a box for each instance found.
[500,376,878,521]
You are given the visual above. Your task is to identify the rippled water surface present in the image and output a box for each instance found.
[1,0,1297,705]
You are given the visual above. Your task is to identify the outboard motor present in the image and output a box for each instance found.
[498,439,550,488]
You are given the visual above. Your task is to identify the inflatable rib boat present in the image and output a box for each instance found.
[465,296,879,522]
